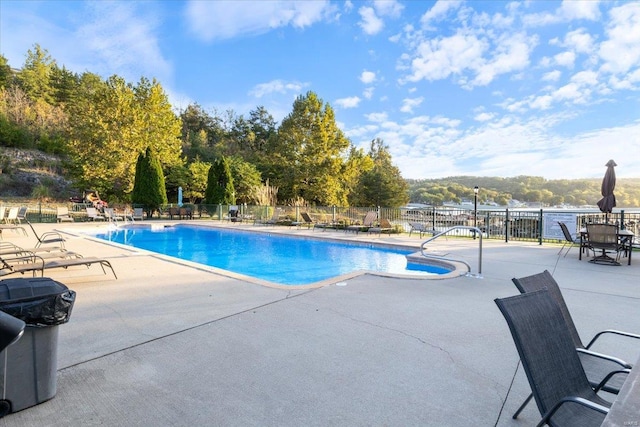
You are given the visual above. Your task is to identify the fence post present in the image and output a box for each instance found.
[431,206,436,233]
[538,209,543,245]
[505,209,510,243]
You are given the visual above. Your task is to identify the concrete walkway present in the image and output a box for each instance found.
[1,221,638,426]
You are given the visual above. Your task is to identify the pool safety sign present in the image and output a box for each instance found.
[542,213,578,240]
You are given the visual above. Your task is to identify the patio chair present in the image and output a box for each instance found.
[25,220,66,249]
[495,289,613,427]
[86,207,105,221]
[226,206,241,222]
[104,208,123,224]
[132,208,144,221]
[56,207,75,223]
[408,221,433,238]
[510,270,638,417]
[367,218,394,235]
[292,212,314,228]
[0,242,79,260]
[345,211,377,234]
[0,222,28,237]
[585,223,624,265]
[1,252,117,279]
[4,207,19,224]
[254,208,281,226]
[557,222,581,257]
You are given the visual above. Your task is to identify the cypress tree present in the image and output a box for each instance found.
[132,147,168,217]
[204,156,235,205]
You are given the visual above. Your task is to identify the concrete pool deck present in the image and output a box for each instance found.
[1,220,638,426]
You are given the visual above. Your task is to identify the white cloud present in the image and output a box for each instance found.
[373,0,404,18]
[365,112,389,123]
[360,70,377,84]
[249,80,307,98]
[77,2,172,82]
[358,6,384,35]
[185,0,333,41]
[335,96,361,109]
[474,112,494,122]
[598,2,640,74]
[420,0,463,27]
[564,28,595,54]
[542,70,562,81]
[560,0,601,21]
[554,51,576,68]
[400,97,423,113]
[405,31,487,82]
[363,87,375,99]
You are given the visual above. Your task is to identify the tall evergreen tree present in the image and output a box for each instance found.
[352,139,409,208]
[132,147,168,217]
[204,156,235,204]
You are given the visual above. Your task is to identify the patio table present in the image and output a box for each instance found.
[579,228,634,265]
[601,353,640,426]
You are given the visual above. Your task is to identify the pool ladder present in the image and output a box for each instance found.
[419,226,483,278]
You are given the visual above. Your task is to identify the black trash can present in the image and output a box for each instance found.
[0,277,75,415]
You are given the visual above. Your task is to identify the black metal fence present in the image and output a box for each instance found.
[4,201,640,246]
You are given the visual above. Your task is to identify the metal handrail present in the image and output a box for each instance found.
[420,226,483,278]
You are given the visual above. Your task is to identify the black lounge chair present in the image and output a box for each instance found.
[345,211,377,234]
[495,289,616,427]
[292,212,314,228]
[510,270,638,417]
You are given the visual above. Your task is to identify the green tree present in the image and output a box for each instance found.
[228,156,261,204]
[17,44,56,104]
[270,91,351,205]
[185,158,211,203]
[67,75,182,200]
[0,55,14,89]
[352,139,409,207]
[132,147,168,217]
[204,156,234,204]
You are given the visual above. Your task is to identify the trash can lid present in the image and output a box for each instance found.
[0,278,69,302]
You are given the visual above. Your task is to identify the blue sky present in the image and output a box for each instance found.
[1,0,639,180]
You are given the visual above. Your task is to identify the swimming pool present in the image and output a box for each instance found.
[90,224,452,286]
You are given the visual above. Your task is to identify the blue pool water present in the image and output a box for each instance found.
[91,224,450,285]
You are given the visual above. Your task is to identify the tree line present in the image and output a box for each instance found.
[0,44,409,208]
[409,176,640,208]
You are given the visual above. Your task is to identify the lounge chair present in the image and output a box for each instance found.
[56,207,75,223]
[292,212,314,228]
[86,207,105,221]
[367,218,393,235]
[104,208,123,224]
[408,221,433,238]
[25,220,66,248]
[254,208,281,226]
[0,207,28,236]
[0,242,79,260]
[495,289,614,426]
[4,207,19,224]
[345,211,377,234]
[1,253,117,279]
[132,208,144,221]
[510,270,637,417]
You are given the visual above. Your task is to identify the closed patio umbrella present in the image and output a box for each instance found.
[596,159,616,222]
